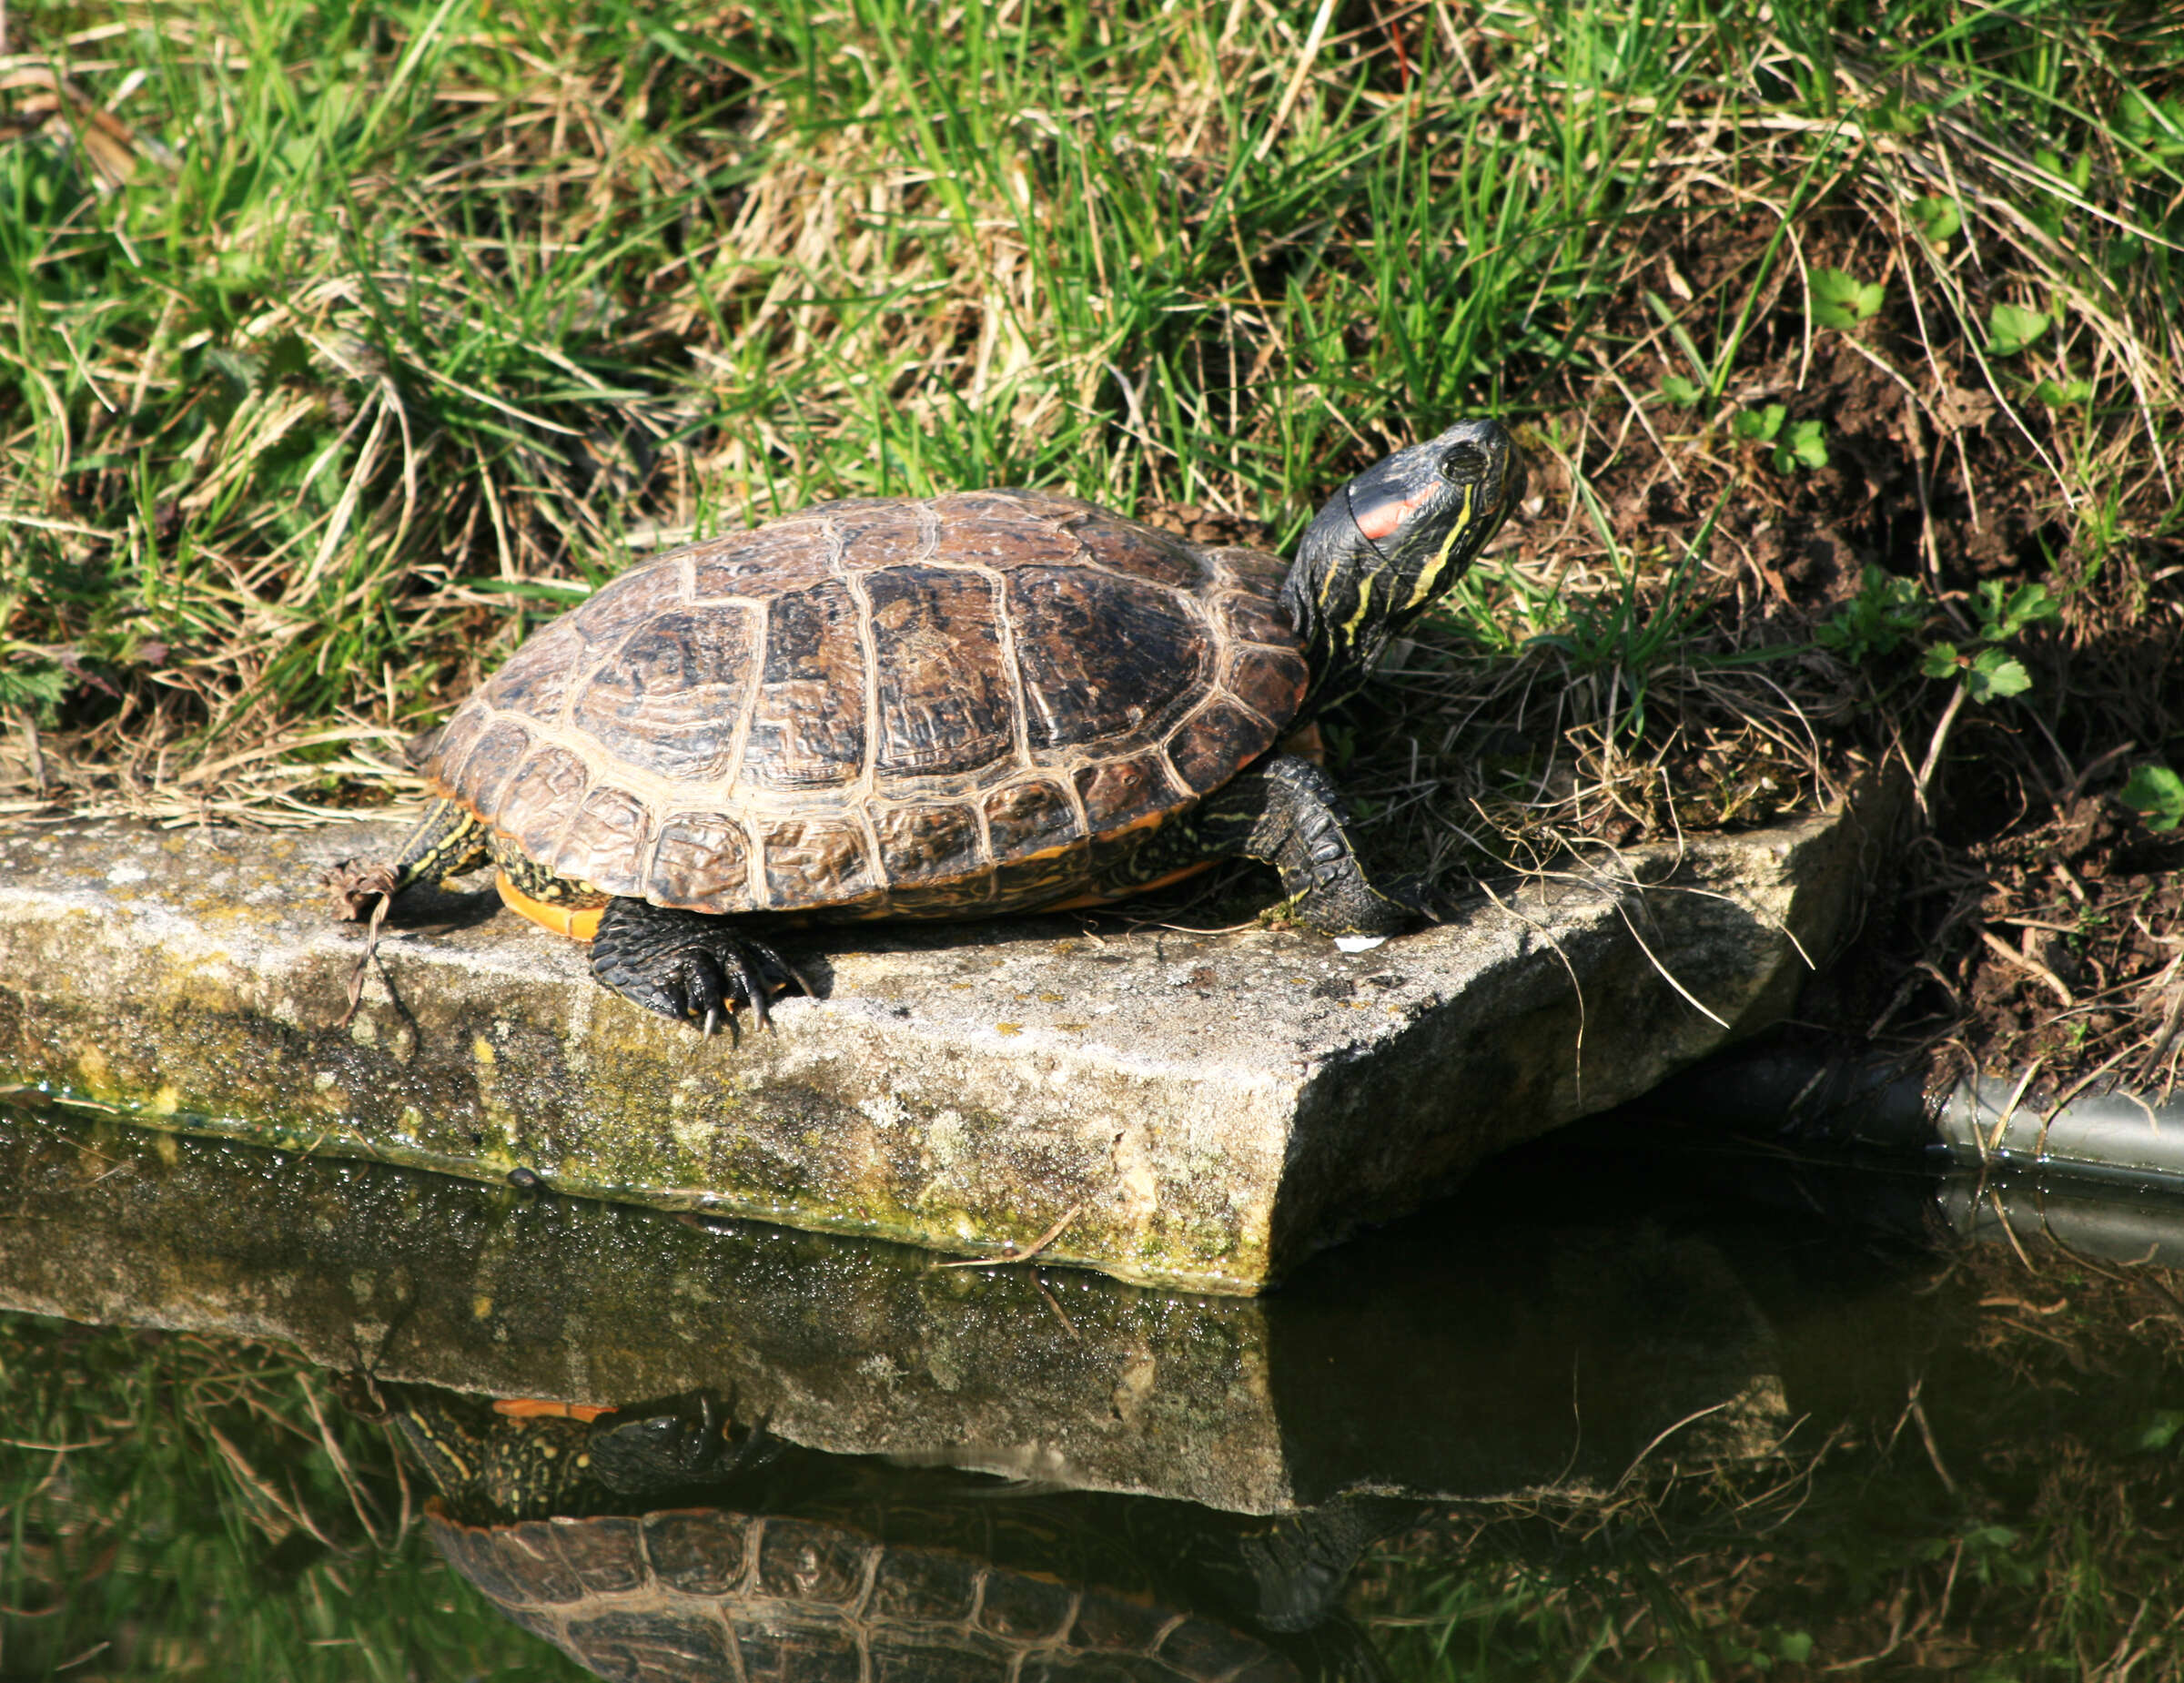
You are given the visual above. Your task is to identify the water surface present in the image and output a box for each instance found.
[5,1098,2182,1678]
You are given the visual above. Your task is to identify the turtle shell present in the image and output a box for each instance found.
[428,1502,1305,1682]
[419,491,1309,917]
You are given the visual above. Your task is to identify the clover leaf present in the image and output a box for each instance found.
[1988,302,2050,357]
[1812,268,1885,328]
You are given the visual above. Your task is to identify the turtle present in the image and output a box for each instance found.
[335,420,1522,1033]
[386,1385,1394,1682]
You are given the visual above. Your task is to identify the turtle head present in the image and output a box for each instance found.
[1283,418,1524,713]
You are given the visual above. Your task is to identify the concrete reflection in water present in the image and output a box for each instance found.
[0,1108,1791,1516]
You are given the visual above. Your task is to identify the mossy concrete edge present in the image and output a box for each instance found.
[0,782,1899,1290]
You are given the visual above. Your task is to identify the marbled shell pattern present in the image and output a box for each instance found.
[422,490,1309,916]
[429,1506,1300,1682]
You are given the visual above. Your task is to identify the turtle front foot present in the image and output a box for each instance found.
[1198,755,1460,941]
[590,897,811,1036]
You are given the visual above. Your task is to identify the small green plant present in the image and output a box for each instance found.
[1976,579,2062,642]
[1810,267,1885,328]
[1911,194,1963,242]
[2121,765,2184,832]
[1721,409,1825,476]
[1821,573,2059,708]
[1921,581,2060,703]
[0,649,68,722]
[2118,89,2184,173]
[1772,419,1829,472]
[1987,302,2051,357]
[2034,147,2093,193]
[1817,565,1928,662]
[1922,642,2032,702]
[2133,1408,2184,1451]
[1660,371,1705,407]
[2032,375,2095,406]
[1733,404,1785,442]
[1726,403,1828,471]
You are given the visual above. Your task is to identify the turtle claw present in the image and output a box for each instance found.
[729,944,775,1033]
[1257,874,1455,939]
[1385,874,1460,926]
[590,898,808,1037]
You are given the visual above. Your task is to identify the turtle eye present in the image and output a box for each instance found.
[1440,442,1488,483]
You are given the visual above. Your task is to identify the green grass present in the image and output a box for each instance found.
[0,1313,586,1679]
[0,0,2174,821]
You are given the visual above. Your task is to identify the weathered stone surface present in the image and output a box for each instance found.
[0,1108,1789,1513]
[0,783,1896,1290]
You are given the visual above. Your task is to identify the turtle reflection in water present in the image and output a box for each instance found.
[335,423,1523,1033]
[389,1387,1398,1681]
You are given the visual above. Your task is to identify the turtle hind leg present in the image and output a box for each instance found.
[590,897,811,1036]
[390,797,492,889]
[1181,753,1441,937]
[327,797,490,920]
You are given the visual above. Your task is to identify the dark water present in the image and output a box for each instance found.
[5,1096,2184,1679]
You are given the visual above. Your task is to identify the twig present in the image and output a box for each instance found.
[1614,899,1730,1029]
[936,1201,1087,1269]
[1906,1378,1959,1497]
[297,1372,390,1551]
[1913,683,1967,815]
[1980,1059,2046,1164]
[8,706,45,799]
[1612,1397,1737,1491]
[1977,928,2076,1007]
[1030,1271,1080,1338]
[2137,968,2184,1090]
[1251,0,1336,162]
[1986,1183,2041,1273]
[337,891,394,1030]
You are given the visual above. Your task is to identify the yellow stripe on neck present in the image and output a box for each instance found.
[496,873,604,941]
[1403,482,1474,612]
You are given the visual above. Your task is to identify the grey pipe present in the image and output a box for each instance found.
[1933,1076,2184,1188]
[1659,1047,2184,1185]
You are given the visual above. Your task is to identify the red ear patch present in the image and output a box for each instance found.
[492,1399,616,1422]
[1353,490,1428,542]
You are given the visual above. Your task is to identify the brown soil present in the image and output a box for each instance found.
[1466,206,2184,1091]
[1952,802,2184,1084]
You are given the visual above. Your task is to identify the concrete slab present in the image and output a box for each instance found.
[0,782,1898,1291]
